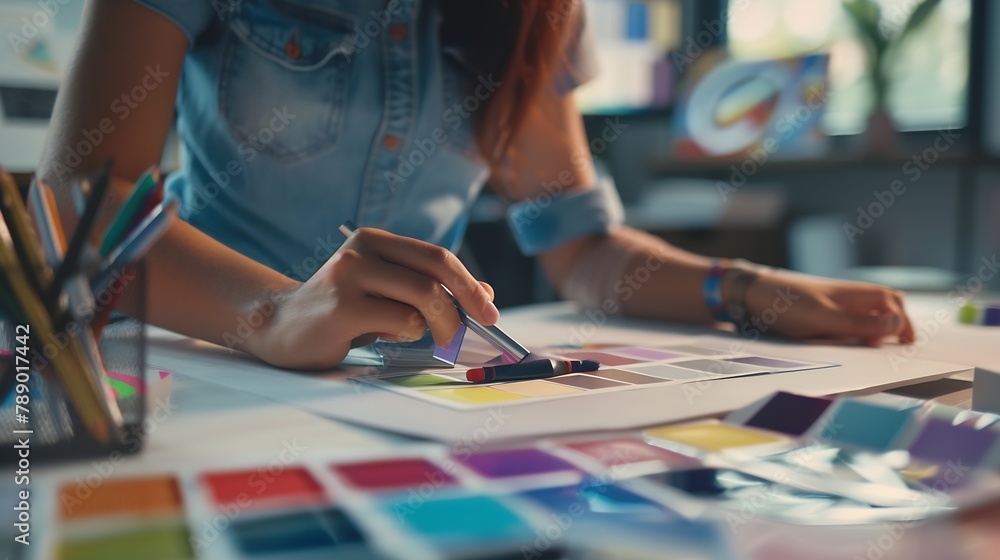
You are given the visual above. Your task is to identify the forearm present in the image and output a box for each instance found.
[143,219,297,351]
[544,227,719,324]
[40,172,296,355]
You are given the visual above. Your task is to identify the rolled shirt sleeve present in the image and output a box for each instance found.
[133,0,215,45]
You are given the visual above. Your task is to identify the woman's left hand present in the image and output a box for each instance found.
[742,271,916,346]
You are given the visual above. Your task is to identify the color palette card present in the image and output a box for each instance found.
[689,392,1000,511]
[355,342,834,410]
[46,474,195,560]
[40,441,733,560]
[40,390,1000,559]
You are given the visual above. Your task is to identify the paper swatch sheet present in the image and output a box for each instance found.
[352,341,836,410]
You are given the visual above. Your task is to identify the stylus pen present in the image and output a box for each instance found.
[338,221,530,363]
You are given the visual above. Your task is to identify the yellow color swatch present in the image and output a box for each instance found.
[644,423,785,452]
[494,380,584,397]
[423,387,528,405]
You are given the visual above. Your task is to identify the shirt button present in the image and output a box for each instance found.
[285,30,301,59]
[383,135,401,150]
[389,24,408,41]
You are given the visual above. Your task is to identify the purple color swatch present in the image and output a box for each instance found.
[558,351,642,366]
[727,356,809,370]
[907,417,997,468]
[985,306,1000,326]
[745,392,832,436]
[460,448,579,479]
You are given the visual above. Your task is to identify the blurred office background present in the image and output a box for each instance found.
[467,0,1000,307]
[1,0,998,308]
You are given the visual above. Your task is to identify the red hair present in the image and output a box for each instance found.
[442,1,579,181]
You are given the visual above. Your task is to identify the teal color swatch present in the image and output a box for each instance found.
[819,399,916,451]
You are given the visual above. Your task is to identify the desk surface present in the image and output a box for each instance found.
[36,293,997,478]
[26,294,1000,560]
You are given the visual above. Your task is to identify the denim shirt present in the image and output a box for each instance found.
[135,0,595,279]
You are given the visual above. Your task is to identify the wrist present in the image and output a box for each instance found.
[720,266,761,325]
[239,277,300,363]
[704,259,768,324]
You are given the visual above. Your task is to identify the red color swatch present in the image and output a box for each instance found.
[333,458,456,492]
[202,467,325,510]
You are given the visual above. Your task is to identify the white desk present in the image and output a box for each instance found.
[23,294,1000,560]
[32,294,997,476]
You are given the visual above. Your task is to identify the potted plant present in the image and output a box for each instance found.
[842,0,943,157]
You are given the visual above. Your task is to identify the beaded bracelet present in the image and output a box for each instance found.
[704,259,763,325]
[703,259,731,322]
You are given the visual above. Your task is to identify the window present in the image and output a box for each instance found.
[575,0,684,114]
[726,0,970,134]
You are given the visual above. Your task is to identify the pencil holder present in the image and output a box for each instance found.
[0,262,148,463]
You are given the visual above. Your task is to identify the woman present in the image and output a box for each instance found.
[39,0,914,369]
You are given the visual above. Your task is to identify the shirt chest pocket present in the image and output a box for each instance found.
[220,0,357,162]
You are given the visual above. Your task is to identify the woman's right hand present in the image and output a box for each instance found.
[248,227,499,370]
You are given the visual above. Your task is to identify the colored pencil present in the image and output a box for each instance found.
[0,215,116,443]
[93,196,177,296]
[48,161,113,309]
[99,166,159,256]
[0,169,50,293]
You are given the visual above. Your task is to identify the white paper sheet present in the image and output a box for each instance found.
[146,303,973,442]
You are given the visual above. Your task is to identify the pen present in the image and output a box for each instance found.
[28,179,65,268]
[99,166,159,256]
[92,196,178,297]
[0,169,50,293]
[49,161,113,306]
[0,215,116,443]
[338,221,530,363]
[466,358,600,383]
